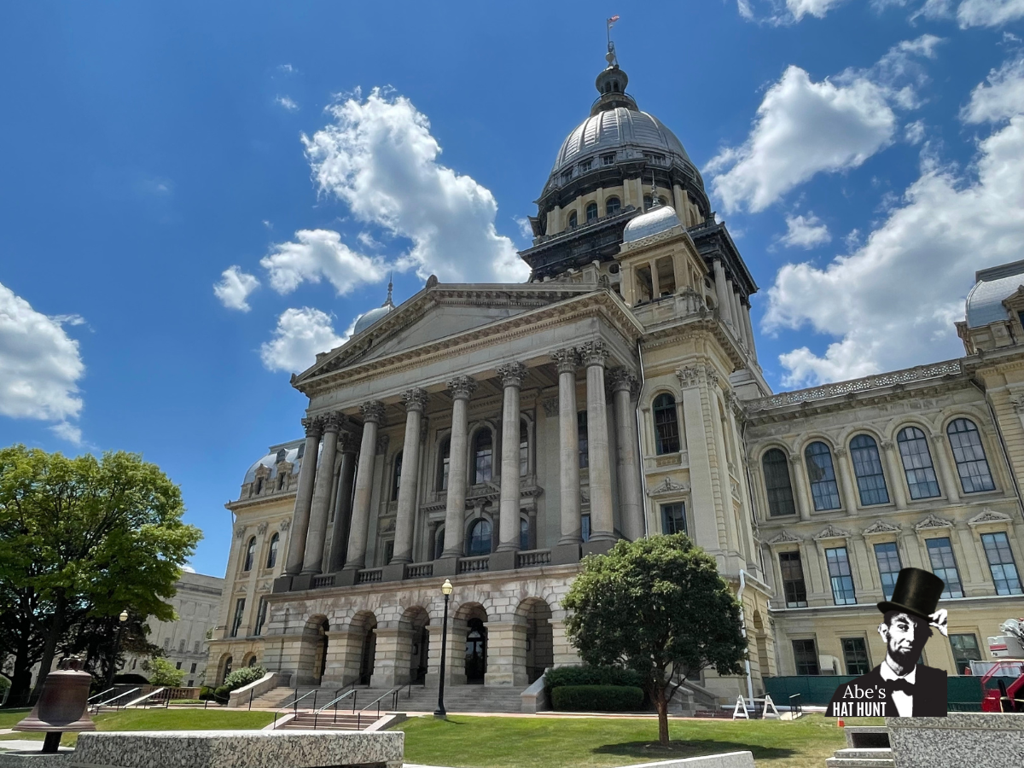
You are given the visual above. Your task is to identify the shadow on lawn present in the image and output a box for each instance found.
[593,740,795,762]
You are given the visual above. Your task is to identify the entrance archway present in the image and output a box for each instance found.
[313,619,329,684]
[401,607,430,684]
[353,611,378,685]
[519,598,553,684]
[466,618,487,684]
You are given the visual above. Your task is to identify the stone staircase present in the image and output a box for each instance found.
[825,748,894,767]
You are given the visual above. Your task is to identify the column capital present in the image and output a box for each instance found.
[497,362,527,388]
[929,433,946,446]
[880,439,895,452]
[676,364,719,389]
[321,413,345,434]
[301,416,324,438]
[578,340,608,367]
[552,347,580,374]
[338,432,359,453]
[834,446,848,458]
[447,375,477,400]
[361,400,386,425]
[606,367,639,395]
[788,451,802,464]
[402,387,428,413]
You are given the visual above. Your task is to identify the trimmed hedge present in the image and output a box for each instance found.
[222,665,266,692]
[545,666,645,692]
[551,685,645,712]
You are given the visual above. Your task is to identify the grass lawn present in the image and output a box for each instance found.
[0,709,273,748]
[398,714,883,768]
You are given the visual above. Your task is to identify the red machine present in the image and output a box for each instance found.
[980,618,1024,712]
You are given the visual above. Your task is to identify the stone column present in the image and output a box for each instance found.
[714,259,734,327]
[496,362,527,554]
[343,401,385,573]
[441,376,476,561]
[742,302,758,360]
[321,629,364,686]
[370,627,414,687]
[789,452,813,521]
[881,440,909,509]
[327,435,358,572]
[582,341,615,545]
[484,618,528,687]
[833,447,859,515]
[302,414,343,575]
[609,369,644,541]
[553,348,581,553]
[931,434,961,503]
[392,388,428,565]
[285,417,323,576]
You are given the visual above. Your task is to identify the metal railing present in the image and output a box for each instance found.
[272,689,320,729]
[312,688,359,729]
[90,687,140,712]
[788,693,802,717]
[87,687,117,704]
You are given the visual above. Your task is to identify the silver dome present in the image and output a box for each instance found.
[965,260,1024,328]
[622,203,682,244]
[242,440,315,485]
[352,304,394,335]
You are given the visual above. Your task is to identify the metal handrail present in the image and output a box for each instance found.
[313,689,359,729]
[272,689,319,729]
[92,687,140,710]
[123,687,167,710]
[87,687,117,704]
[390,681,417,710]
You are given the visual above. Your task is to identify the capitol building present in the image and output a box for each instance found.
[206,49,1024,709]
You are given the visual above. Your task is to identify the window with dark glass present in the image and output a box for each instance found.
[467,518,492,556]
[579,159,592,173]
[438,437,451,491]
[243,537,256,571]
[254,598,268,636]
[653,393,680,454]
[981,532,1023,595]
[391,452,403,500]
[825,547,857,605]
[567,211,577,228]
[947,419,995,493]
[266,533,279,570]
[842,638,870,675]
[874,541,902,601]
[601,153,615,165]
[586,202,598,222]
[222,656,233,681]
[605,197,621,216]
[383,540,394,565]
[578,411,589,469]
[434,525,445,560]
[661,502,686,535]
[805,442,841,511]
[581,514,591,543]
[792,639,819,675]
[230,598,245,638]
[763,449,796,517]
[520,517,530,550]
[520,421,528,477]
[779,551,808,607]
[474,430,492,484]
[851,435,889,506]
[897,426,941,499]
[950,633,983,673]
[926,537,964,597]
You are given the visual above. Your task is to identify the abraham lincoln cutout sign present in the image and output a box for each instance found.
[827,568,948,718]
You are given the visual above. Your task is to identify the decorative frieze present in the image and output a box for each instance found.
[235,525,246,540]
[279,519,291,532]
[967,508,1013,526]
[814,524,851,541]
[646,477,690,496]
[862,520,901,536]
[915,514,953,531]
[257,522,268,535]
[675,364,718,388]
[765,530,801,545]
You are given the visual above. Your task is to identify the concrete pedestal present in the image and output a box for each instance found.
[887,713,1024,768]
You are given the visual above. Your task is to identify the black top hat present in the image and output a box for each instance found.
[877,568,945,622]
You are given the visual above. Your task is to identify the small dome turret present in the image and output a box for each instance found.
[353,276,396,335]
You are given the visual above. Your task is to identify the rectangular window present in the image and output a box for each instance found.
[925,537,965,598]
[602,153,615,165]
[581,514,591,543]
[825,546,857,605]
[949,633,983,674]
[190,663,198,674]
[981,532,1023,595]
[579,159,592,173]
[254,597,269,637]
[176,661,182,670]
[661,503,686,535]
[577,411,589,469]
[792,639,819,675]
[230,598,245,638]
[779,551,808,608]
[384,540,395,566]
[841,638,870,676]
[874,542,902,601]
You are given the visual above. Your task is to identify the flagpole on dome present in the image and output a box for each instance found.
[606,15,620,68]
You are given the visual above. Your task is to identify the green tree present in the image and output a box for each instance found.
[562,534,747,745]
[146,656,186,687]
[0,445,201,705]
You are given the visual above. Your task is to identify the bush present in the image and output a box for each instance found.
[222,665,267,692]
[148,656,186,687]
[199,686,215,701]
[214,685,231,700]
[545,665,645,692]
[551,685,645,712]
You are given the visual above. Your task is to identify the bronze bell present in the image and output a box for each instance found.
[15,656,96,753]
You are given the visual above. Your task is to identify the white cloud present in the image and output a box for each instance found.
[764,73,1024,386]
[51,421,82,445]
[514,216,534,240]
[260,229,386,296]
[736,0,848,23]
[260,307,348,373]
[787,0,849,19]
[278,64,296,74]
[958,0,1024,27]
[904,120,927,144]
[0,282,84,436]
[275,96,299,111]
[357,231,383,250]
[780,213,832,248]
[213,266,260,312]
[962,56,1024,123]
[302,88,529,283]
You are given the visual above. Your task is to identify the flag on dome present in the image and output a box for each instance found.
[608,15,619,25]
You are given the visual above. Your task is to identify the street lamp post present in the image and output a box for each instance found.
[105,609,129,690]
[434,578,453,719]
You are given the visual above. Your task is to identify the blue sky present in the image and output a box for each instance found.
[2,1,1023,577]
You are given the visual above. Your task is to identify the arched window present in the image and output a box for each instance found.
[438,437,451,491]
[519,420,529,476]
[254,476,264,495]
[652,394,680,454]
[222,656,233,682]
[266,533,279,569]
[474,430,492,484]
[947,418,995,493]
[897,426,940,499]
[243,537,256,571]
[248,655,258,668]
[434,525,445,560]
[567,211,577,229]
[520,517,530,550]
[605,197,621,216]
[586,202,598,223]
[805,442,841,511]
[467,518,492,556]
[762,449,796,517]
[850,435,889,506]
[391,452,403,501]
